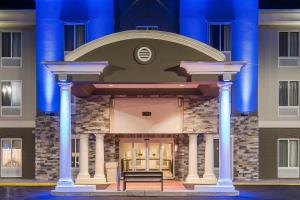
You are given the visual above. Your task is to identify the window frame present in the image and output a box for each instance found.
[278,80,299,117]
[64,23,87,53]
[277,138,299,178]
[135,26,159,30]
[278,31,300,58]
[0,80,22,117]
[208,22,232,53]
[0,137,22,177]
[278,31,300,68]
[0,31,22,68]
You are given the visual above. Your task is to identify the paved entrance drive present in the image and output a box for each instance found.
[1,186,300,200]
[106,180,186,191]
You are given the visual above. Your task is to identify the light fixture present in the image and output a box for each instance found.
[179,84,185,87]
[108,84,113,87]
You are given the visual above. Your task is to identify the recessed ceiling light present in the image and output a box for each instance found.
[179,84,185,87]
[108,84,113,87]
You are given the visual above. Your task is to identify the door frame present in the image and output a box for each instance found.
[119,137,175,179]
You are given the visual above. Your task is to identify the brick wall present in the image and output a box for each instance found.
[34,95,258,181]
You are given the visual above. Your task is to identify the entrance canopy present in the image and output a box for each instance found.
[44,30,246,97]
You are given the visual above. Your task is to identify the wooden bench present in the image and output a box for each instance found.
[123,171,163,191]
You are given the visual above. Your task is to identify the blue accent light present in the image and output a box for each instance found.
[87,0,114,42]
[179,0,208,43]
[36,0,114,112]
[232,0,258,113]
[36,0,64,113]
[180,0,258,113]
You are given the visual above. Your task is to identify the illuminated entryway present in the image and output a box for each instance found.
[44,30,245,195]
[119,139,174,179]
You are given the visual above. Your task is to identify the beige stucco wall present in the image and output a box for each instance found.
[110,98,183,134]
[0,27,36,124]
[258,25,300,123]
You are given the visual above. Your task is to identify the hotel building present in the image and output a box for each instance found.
[0,0,299,191]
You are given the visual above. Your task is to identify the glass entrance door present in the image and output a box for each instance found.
[120,139,174,178]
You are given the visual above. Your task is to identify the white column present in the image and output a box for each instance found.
[56,82,73,187]
[185,133,201,183]
[75,134,91,183]
[218,81,234,186]
[199,134,217,184]
[194,81,237,195]
[94,134,106,183]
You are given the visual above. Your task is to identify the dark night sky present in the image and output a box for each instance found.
[0,0,300,10]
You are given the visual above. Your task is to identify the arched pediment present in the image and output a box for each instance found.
[65,30,225,83]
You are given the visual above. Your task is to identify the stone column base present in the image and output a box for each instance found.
[93,177,107,184]
[52,185,96,193]
[75,178,94,184]
[198,177,217,185]
[185,175,201,184]
[75,177,106,185]
[194,185,239,196]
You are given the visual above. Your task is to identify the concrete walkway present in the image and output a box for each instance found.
[0,179,300,186]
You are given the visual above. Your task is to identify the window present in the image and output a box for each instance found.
[1,138,22,177]
[136,26,159,30]
[278,139,299,178]
[279,32,299,57]
[64,24,86,52]
[279,81,299,107]
[209,24,231,52]
[71,138,79,168]
[1,80,22,116]
[1,32,22,67]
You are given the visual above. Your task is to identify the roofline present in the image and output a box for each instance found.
[259,9,300,13]
[0,9,35,27]
[259,9,300,26]
[65,30,226,62]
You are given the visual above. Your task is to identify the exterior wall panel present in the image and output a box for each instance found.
[259,128,300,179]
[0,128,35,179]
[0,27,36,122]
[259,25,300,122]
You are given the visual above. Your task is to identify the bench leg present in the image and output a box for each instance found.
[123,180,126,191]
[161,180,163,191]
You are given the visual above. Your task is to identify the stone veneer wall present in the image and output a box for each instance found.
[35,95,258,181]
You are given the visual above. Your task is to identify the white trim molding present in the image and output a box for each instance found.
[65,30,225,62]
[0,120,35,128]
[260,9,300,26]
[44,61,108,75]
[180,61,246,75]
[259,120,300,128]
[0,10,35,27]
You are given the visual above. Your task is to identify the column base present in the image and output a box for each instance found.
[198,176,217,185]
[185,174,201,184]
[53,184,96,193]
[194,184,239,196]
[75,178,95,184]
[93,175,107,184]
[57,178,74,186]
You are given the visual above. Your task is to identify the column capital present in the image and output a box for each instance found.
[218,81,232,91]
[188,133,199,137]
[79,133,89,139]
[58,81,73,90]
